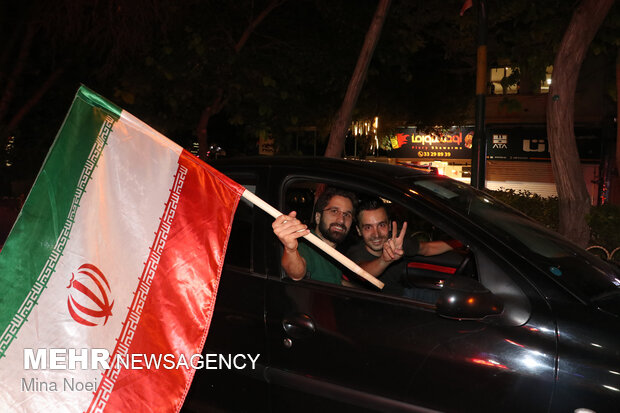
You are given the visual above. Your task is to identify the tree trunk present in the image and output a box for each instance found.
[235,0,287,53]
[0,27,20,87]
[324,0,391,158]
[6,67,64,134]
[546,0,614,247]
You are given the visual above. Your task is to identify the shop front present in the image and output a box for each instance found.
[384,125,604,204]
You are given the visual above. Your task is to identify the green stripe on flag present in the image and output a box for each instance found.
[78,85,122,117]
[0,87,120,356]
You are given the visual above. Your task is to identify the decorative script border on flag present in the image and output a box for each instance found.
[0,116,114,358]
[88,163,188,413]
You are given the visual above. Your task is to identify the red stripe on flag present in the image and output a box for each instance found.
[407,261,457,274]
[89,150,243,412]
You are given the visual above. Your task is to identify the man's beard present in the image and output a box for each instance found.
[319,219,348,244]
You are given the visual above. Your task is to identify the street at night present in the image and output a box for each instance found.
[1,1,619,412]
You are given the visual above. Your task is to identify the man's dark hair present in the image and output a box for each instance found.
[315,186,358,218]
[357,197,388,223]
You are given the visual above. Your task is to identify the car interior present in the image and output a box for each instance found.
[282,179,477,304]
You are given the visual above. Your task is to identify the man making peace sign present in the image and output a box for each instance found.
[346,197,453,297]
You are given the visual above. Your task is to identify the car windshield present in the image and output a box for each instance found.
[409,176,620,303]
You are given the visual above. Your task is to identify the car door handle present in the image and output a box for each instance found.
[282,313,315,339]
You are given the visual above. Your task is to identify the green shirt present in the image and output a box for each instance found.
[297,236,342,285]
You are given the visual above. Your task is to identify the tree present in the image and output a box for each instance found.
[546,0,615,246]
[353,0,479,130]
[194,0,288,160]
[0,0,171,189]
[590,2,620,203]
[324,0,391,158]
[116,1,379,157]
[486,1,571,92]
[0,4,55,140]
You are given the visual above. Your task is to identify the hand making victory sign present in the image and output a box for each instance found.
[381,221,407,264]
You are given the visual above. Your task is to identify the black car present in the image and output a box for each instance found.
[182,157,620,413]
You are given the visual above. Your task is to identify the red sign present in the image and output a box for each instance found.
[389,127,473,159]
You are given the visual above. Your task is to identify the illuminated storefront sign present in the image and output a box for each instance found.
[388,126,600,162]
[388,127,473,159]
[486,127,551,160]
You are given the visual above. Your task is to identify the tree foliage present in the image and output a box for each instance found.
[0,0,170,188]
[1,0,618,206]
[111,0,383,157]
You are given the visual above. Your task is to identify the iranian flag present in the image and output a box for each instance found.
[0,86,244,412]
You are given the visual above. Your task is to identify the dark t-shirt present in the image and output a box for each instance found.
[346,239,420,295]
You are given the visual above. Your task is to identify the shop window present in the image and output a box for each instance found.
[489,67,519,95]
[540,66,553,93]
[489,65,553,94]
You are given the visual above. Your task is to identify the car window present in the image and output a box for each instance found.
[410,175,620,303]
[224,181,256,271]
[351,193,474,303]
[284,185,316,227]
[281,179,474,305]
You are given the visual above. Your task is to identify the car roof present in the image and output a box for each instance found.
[210,156,434,180]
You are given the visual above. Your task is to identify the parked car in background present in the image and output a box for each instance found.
[182,157,620,413]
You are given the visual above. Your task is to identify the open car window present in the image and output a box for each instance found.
[281,179,475,305]
[410,175,620,304]
[225,179,256,271]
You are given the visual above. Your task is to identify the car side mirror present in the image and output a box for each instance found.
[436,276,503,320]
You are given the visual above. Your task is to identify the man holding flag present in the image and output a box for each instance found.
[0,86,378,412]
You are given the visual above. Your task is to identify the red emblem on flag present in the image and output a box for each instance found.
[67,263,114,326]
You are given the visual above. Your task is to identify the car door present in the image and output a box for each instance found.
[264,172,557,412]
[183,170,270,412]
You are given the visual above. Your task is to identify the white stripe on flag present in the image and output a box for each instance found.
[0,112,182,412]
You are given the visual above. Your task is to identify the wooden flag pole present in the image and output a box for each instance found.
[241,189,384,289]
